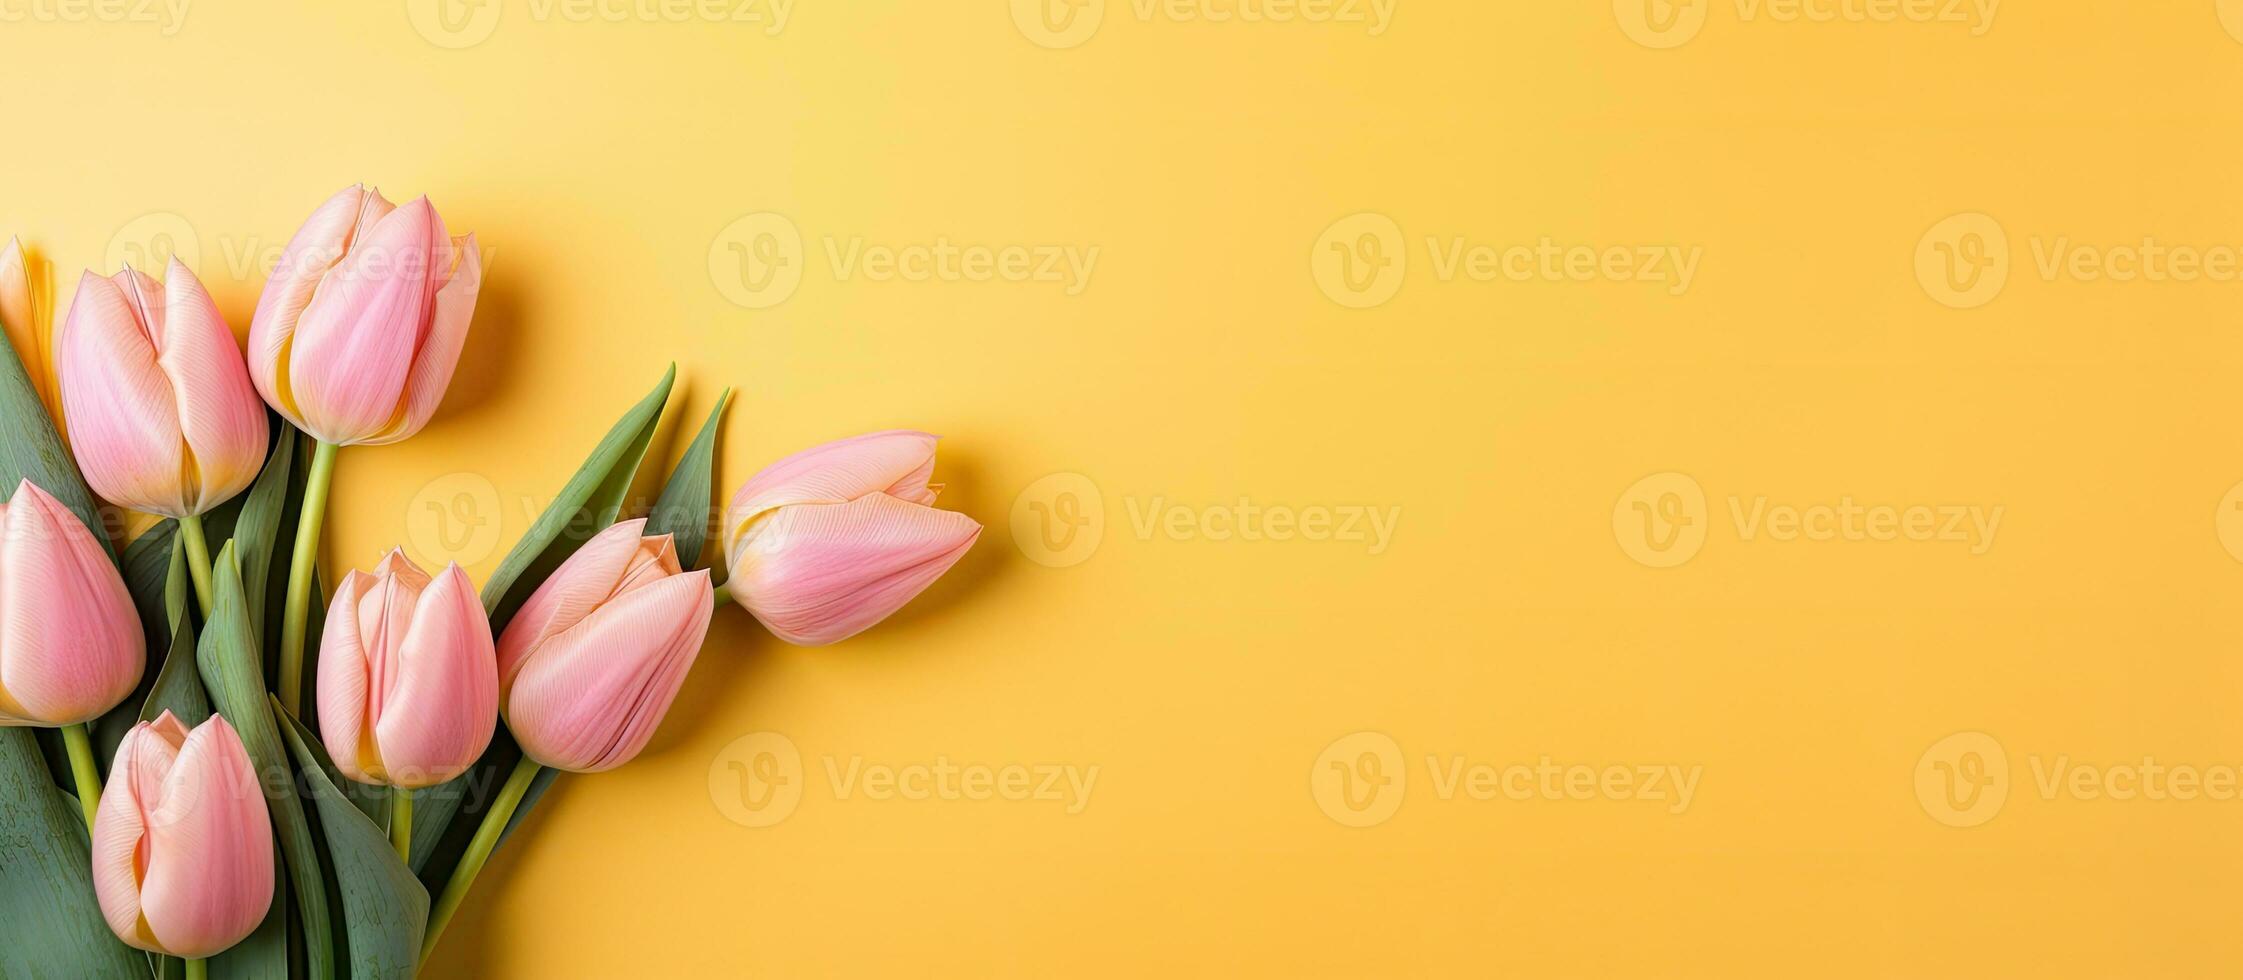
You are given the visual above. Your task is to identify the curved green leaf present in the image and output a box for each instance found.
[645,388,732,573]
[0,730,145,980]
[277,703,429,979]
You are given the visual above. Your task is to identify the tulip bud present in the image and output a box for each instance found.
[58,260,268,518]
[0,480,142,726]
[91,712,274,959]
[316,551,497,788]
[722,431,980,645]
[248,184,482,446]
[497,520,714,773]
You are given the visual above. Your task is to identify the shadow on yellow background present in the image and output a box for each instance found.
[6,0,2243,975]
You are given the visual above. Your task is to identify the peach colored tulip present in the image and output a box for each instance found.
[497,520,714,773]
[248,184,482,446]
[317,551,497,788]
[91,712,274,959]
[0,237,61,429]
[722,431,980,645]
[58,260,268,518]
[0,480,142,726]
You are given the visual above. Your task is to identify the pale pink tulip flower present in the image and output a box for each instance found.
[317,551,497,788]
[0,480,143,727]
[91,712,274,959]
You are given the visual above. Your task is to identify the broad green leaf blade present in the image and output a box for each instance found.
[139,552,211,728]
[644,389,731,572]
[0,316,109,559]
[414,367,675,881]
[479,364,675,623]
[277,703,430,979]
[95,523,186,761]
[0,729,145,979]
[196,543,333,980]
[232,423,296,638]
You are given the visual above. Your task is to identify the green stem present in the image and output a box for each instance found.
[279,440,338,715]
[176,512,216,618]
[60,723,101,828]
[184,958,206,980]
[391,786,413,863]
[421,756,541,963]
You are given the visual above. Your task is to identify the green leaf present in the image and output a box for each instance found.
[414,366,676,884]
[195,542,333,980]
[276,703,430,979]
[94,524,186,761]
[0,310,109,560]
[232,425,296,639]
[0,729,146,979]
[644,389,731,573]
[138,541,210,729]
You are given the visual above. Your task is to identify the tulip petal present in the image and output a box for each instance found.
[58,271,190,516]
[138,716,274,958]
[0,480,144,724]
[287,198,443,444]
[724,431,941,553]
[90,715,188,952]
[496,519,648,690]
[506,570,713,772]
[155,257,267,513]
[315,570,375,783]
[729,492,981,646]
[250,185,393,422]
[371,563,496,787]
[0,237,59,430]
[370,233,480,446]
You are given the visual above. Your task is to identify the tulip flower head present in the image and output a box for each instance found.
[248,184,483,446]
[91,712,274,959]
[497,520,714,773]
[59,259,268,518]
[0,479,142,726]
[722,430,981,646]
[317,550,498,788]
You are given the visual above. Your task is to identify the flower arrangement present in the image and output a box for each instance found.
[0,185,982,978]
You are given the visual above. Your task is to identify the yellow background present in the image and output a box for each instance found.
[6,0,2243,975]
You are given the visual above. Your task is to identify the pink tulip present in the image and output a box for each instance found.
[722,431,980,645]
[0,480,142,726]
[58,260,268,518]
[0,237,61,430]
[91,712,274,958]
[248,184,482,446]
[317,551,497,788]
[497,520,713,773]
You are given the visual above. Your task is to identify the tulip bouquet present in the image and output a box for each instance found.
[0,186,981,978]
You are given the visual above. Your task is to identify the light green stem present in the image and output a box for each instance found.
[60,723,101,828]
[421,756,541,963]
[183,958,206,980]
[391,786,413,863]
[279,440,338,715]
[176,512,216,618]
